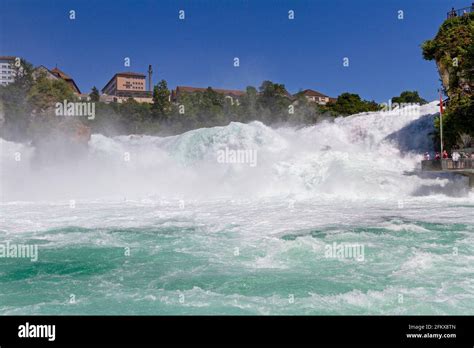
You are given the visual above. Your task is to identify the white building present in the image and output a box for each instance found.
[0,56,17,86]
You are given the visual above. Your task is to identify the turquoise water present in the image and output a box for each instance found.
[1,198,473,315]
[1,103,473,314]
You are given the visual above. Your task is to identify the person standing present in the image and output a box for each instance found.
[449,7,457,18]
[452,151,461,168]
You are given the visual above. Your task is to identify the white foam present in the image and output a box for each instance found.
[1,101,452,202]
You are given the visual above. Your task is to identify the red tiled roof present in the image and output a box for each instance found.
[300,89,328,98]
[50,67,71,80]
[0,56,17,61]
[50,67,81,94]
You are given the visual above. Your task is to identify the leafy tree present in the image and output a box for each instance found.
[171,87,227,130]
[422,12,473,150]
[90,86,100,102]
[200,87,225,125]
[258,80,291,122]
[0,58,35,141]
[391,91,427,105]
[26,73,78,144]
[119,98,152,133]
[84,101,125,136]
[237,86,258,122]
[28,73,76,113]
[0,59,39,141]
[324,93,380,116]
[152,79,171,120]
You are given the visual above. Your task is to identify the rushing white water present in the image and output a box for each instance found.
[1,101,469,202]
[0,101,473,315]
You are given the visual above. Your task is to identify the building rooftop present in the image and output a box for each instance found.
[299,89,329,98]
[50,67,72,80]
[116,72,146,78]
[50,67,81,94]
[176,86,245,96]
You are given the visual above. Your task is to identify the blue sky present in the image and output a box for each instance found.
[0,0,469,102]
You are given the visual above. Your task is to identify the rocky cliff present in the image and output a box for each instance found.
[422,12,473,149]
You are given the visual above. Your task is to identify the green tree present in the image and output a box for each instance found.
[391,91,427,105]
[90,86,100,102]
[324,93,380,116]
[201,87,226,126]
[85,101,125,136]
[421,12,473,150]
[0,58,35,141]
[26,72,78,143]
[27,73,76,113]
[258,80,291,122]
[237,86,258,122]
[119,98,152,133]
[152,79,171,120]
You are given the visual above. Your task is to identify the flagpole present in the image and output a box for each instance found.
[439,89,443,155]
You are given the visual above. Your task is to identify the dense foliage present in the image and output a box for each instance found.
[391,91,427,105]
[1,62,404,142]
[0,59,35,141]
[422,12,474,150]
[321,93,380,116]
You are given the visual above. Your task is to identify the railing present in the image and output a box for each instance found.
[444,158,473,170]
[447,6,474,19]
[422,159,474,171]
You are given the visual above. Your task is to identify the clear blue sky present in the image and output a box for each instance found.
[0,0,470,102]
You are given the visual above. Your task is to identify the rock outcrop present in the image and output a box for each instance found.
[422,12,474,149]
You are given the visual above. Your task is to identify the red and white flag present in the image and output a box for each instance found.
[439,90,444,114]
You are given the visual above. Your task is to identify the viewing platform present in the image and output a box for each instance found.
[421,159,474,188]
[447,4,474,19]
